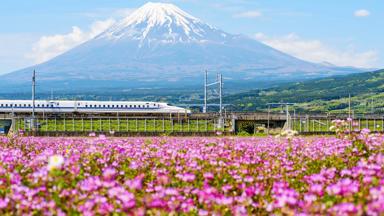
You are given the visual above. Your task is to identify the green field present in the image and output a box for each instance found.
[291,118,384,132]
[14,118,225,133]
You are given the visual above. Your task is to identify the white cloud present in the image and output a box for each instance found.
[354,9,370,17]
[27,19,115,64]
[234,10,262,18]
[254,33,378,68]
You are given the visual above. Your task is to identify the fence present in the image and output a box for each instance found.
[290,117,384,133]
[14,116,232,134]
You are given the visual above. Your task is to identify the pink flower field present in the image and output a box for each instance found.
[0,132,383,215]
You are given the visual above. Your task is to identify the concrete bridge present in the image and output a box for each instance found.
[0,114,13,135]
[4,111,381,136]
[0,112,292,135]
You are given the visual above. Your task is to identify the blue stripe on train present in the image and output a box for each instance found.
[0,107,160,110]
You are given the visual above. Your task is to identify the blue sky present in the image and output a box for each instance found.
[0,0,383,74]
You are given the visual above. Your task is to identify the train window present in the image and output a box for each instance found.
[85,105,88,108]
[103,105,106,108]
[112,105,114,108]
[147,105,149,108]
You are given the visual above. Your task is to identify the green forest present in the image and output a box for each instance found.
[223,69,384,114]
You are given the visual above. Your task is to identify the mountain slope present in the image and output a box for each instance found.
[0,2,363,93]
[224,69,384,113]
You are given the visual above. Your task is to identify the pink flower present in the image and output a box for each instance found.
[102,167,117,181]
[0,198,9,209]
[309,184,324,196]
[329,202,361,215]
[126,174,144,190]
[203,172,214,180]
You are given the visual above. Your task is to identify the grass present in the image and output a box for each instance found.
[291,118,384,132]
[14,118,224,133]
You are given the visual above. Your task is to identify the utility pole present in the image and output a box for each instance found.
[218,73,223,128]
[32,70,36,130]
[203,70,207,113]
[219,73,223,117]
[348,94,351,119]
[204,71,224,129]
[32,70,36,118]
[286,104,289,130]
[267,104,270,135]
[267,103,295,131]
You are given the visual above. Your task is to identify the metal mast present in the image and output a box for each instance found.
[32,70,36,119]
[348,94,351,118]
[203,70,207,113]
[286,104,289,129]
[204,71,224,129]
[267,103,295,130]
[218,73,223,129]
[219,73,223,117]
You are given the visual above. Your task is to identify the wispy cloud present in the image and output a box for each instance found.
[354,9,370,17]
[27,7,138,64]
[255,33,378,68]
[234,10,262,18]
[27,19,115,64]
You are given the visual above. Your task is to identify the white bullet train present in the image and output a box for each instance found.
[0,100,191,114]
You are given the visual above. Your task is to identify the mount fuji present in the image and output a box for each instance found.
[0,2,363,93]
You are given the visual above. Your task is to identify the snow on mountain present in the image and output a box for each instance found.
[97,2,227,44]
[0,2,363,92]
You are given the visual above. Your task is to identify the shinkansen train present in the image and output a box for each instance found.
[0,100,191,114]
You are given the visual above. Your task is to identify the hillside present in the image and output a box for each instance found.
[224,69,384,113]
[0,2,362,93]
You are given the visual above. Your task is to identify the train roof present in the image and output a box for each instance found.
[0,100,167,104]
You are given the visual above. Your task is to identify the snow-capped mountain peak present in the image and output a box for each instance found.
[122,2,200,28]
[97,2,227,44]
